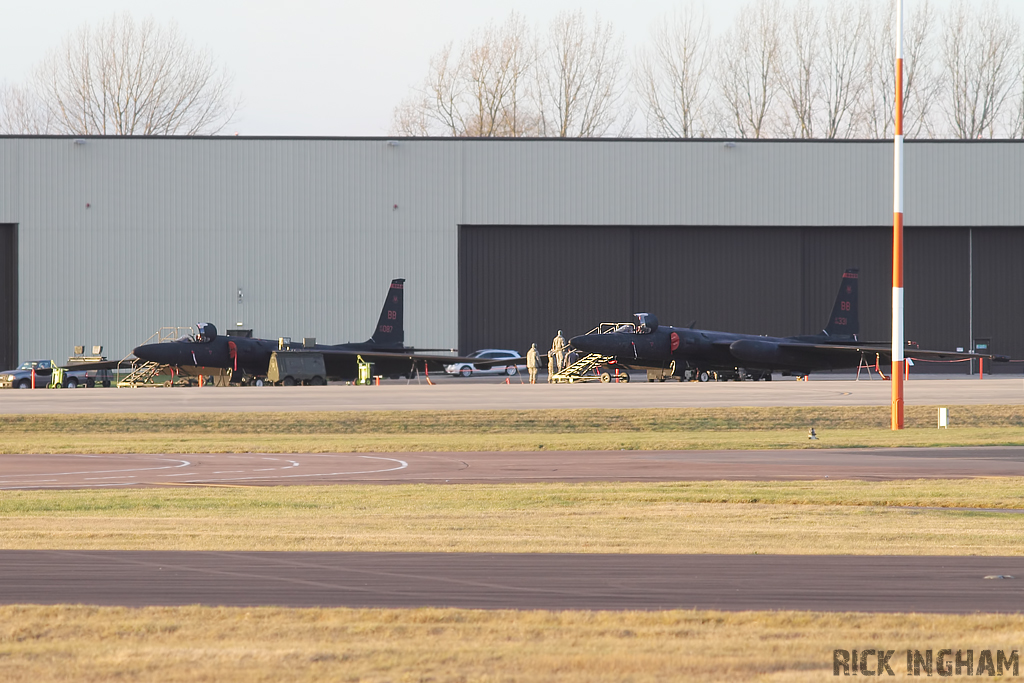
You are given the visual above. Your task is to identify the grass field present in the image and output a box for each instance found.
[2,605,1023,682]
[4,407,1024,680]
[3,481,1024,554]
[14,405,1024,433]
[3,405,1024,453]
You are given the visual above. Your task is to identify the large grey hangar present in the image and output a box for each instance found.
[1,136,1022,372]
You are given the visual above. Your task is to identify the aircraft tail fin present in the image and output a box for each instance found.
[822,269,859,339]
[369,278,405,346]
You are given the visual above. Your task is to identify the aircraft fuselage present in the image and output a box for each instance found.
[130,278,437,382]
[132,336,420,381]
[566,269,1002,378]
[570,326,852,377]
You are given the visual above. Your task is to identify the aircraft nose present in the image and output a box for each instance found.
[133,343,170,363]
[570,334,604,354]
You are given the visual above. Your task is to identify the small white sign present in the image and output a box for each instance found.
[938,407,948,429]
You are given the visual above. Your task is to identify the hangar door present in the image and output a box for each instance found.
[458,225,993,369]
[0,225,16,370]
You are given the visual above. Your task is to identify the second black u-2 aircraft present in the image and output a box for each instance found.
[132,279,479,383]
[570,269,1004,381]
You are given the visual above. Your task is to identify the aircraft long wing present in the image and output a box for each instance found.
[59,359,133,371]
[64,352,522,378]
[317,349,521,373]
[777,342,1009,363]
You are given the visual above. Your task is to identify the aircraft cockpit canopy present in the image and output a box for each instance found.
[634,313,659,334]
[196,322,218,344]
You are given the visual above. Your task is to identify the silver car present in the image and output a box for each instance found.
[445,349,525,377]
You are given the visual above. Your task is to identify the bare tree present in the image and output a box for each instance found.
[393,13,539,137]
[901,0,941,138]
[716,0,784,138]
[1012,53,1024,138]
[862,0,939,139]
[30,13,237,135]
[0,83,51,134]
[940,0,1021,138]
[391,0,1024,140]
[535,11,629,137]
[391,91,433,137]
[463,13,538,136]
[636,5,717,137]
[777,0,820,138]
[393,42,468,136]
[818,0,870,138]
[863,0,896,138]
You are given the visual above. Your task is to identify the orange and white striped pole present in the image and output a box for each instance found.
[892,0,905,430]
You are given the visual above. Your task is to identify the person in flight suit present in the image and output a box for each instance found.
[526,343,542,384]
[551,330,567,373]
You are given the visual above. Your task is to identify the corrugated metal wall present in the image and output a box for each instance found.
[973,228,1024,360]
[0,137,463,361]
[800,226,974,360]
[631,227,804,337]
[458,225,844,354]
[1,137,1022,363]
[460,225,1008,370]
[0,224,15,369]
[458,226,632,354]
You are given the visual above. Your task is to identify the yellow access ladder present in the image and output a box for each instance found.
[550,353,618,383]
[116,326,193,388]
[117,360,163,388]
[550,321,636,383]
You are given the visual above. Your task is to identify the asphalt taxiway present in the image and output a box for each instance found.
[4,377,1023,613]
[5,446,1024,489]
[1,551,1021,613]
[2,376,1023,414]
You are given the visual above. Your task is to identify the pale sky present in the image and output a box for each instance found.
[1,0,1016,136]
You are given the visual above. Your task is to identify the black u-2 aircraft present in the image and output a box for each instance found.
[570,269,1005,381]
[132,279,478,384]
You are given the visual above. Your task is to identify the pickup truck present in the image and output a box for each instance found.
[0,359,112,389]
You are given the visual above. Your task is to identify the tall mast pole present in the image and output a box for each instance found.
[892,0,905,430]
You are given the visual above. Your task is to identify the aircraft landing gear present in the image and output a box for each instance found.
[599,367,630,383]
[698,370,711,382]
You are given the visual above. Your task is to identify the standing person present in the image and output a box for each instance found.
[526,343,541,384]
[547,343,557,382]
[551,330,567,373]
[564,346,578,370]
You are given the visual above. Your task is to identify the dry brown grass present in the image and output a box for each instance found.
[4,482,1024,554]
[1,605,1022,682]
[4,405,1024,433]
